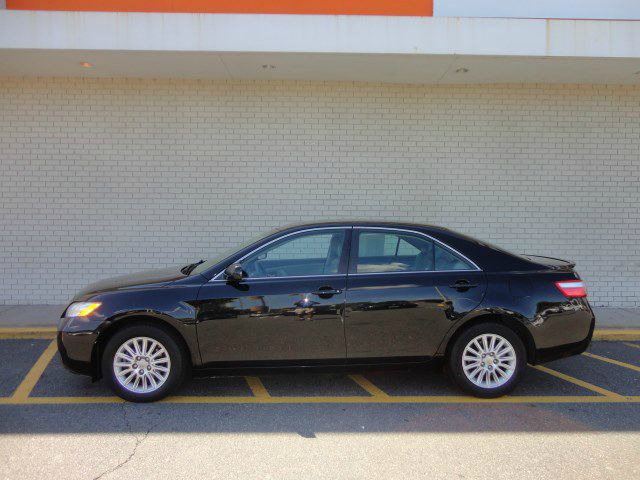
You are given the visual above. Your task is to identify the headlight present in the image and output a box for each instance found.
[65,302,101,317]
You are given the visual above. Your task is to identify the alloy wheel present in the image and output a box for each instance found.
[113,336,172,393]
[461,333,517,389]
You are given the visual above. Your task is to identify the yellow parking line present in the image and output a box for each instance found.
[1,329,637,406]
[348,374,389,398]
[592,329,640,341]
[163,395,640,404]
[623,342,640,350]
[0,396,124,404]
[245,376,270,398]
[582,352,640,373]
[532,364,624,398]
[1,395,639,405]
[11,339,58,401]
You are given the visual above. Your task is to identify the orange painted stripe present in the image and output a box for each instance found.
[6,0,433,16]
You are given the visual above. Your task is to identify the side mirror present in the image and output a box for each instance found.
[224,263,245,283]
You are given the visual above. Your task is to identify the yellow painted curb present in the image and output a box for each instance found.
[592,329,640,341]
[0,327,638,340]
[0,327,57,339]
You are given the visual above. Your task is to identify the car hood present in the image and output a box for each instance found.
[72,266,187,300]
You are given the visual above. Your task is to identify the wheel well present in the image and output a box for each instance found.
[443,314,536,363]
[92,315,192,380]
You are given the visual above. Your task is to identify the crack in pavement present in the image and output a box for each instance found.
[92,404,158,480]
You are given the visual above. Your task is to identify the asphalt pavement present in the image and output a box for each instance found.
[0,337,639,480]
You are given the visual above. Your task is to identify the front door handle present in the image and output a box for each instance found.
[312,287,343,297]
[449,280,478,291]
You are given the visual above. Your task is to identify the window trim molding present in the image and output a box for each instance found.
[209,225,482,282]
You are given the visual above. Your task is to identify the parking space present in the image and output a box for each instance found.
[589,341,640,367]
[543,353,640,398]
[259,373,372,397]
[0,339,51,397]
[1,335,639,480]
[1,337,638,404]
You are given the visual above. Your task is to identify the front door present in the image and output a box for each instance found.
[344,228,487,361]
[196,228,350,365]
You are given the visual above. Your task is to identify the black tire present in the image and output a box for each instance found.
[101,323,188,403]
[447,322,526,398]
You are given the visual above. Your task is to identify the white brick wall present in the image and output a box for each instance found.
[1,77,638,306]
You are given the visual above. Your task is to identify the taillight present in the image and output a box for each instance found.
[555,280,587,298]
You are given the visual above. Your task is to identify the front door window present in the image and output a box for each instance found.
[241,229,346,278]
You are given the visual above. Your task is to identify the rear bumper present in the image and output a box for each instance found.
[533,315,595,363]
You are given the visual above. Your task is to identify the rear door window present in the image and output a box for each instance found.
[352,229,476,273]
[353,230,434,273]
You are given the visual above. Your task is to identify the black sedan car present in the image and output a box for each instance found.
[58,221,594,402]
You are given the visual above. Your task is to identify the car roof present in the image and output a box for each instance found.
[269,221,541,274]
[193,219,542,279]
[275,220,449,232]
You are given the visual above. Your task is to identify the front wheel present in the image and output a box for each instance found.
[447,323,526,398]
[102,324,187,402]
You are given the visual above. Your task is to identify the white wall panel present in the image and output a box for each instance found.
[1,78,639,306]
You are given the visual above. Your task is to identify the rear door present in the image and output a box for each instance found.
[344,228,487,360]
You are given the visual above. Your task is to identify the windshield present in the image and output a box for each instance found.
[190,228,279,276]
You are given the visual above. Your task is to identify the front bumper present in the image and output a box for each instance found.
[57,315,99,376]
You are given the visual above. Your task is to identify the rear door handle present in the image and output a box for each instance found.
[312,287,343,297]
[449,280,478,291]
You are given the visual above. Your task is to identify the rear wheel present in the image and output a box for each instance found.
[447,322,526,398]
[102,324,187,402]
